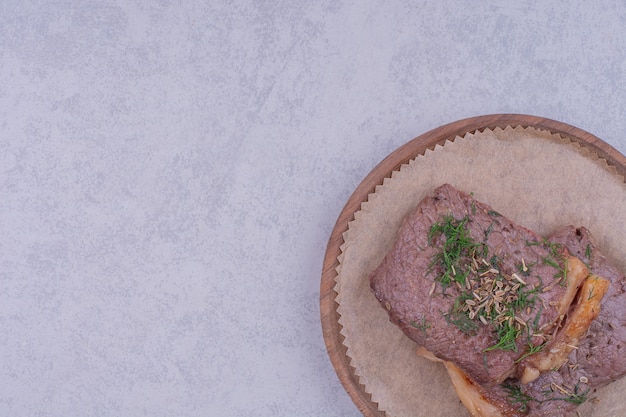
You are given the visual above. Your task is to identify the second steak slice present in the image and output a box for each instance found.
[370,184,588,385]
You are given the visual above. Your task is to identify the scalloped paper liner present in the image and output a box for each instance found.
[334,126,626,417]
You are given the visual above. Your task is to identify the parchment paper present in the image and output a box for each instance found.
[334,126,626,417]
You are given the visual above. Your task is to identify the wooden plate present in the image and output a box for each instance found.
[319,114,626,416]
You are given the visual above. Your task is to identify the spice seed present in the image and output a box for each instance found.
[512,273,526,285]
[551,383,571,396]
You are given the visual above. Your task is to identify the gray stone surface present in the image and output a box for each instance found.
[1,1,625,416]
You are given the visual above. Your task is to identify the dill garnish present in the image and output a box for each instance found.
[484,315,520,352]
[502,383,537,413]
[429,216,548,353]
[542,382,590,406]
[428,215,484,289]
[538,239,568,282]
[484,222,494,240]
[588,285,595,301]
[444,295,479,335]
[409,317,431,334]
[503,379,591,414]
[515,341,545,363]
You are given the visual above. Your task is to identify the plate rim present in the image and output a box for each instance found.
[319,113,626,416]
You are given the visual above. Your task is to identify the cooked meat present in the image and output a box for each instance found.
[402,212,626,416]
[518,274,609,385]
[417,346,515,417]
[440,271,612,416]
[548,226,626,387]
[511,226,626,416]
[370,184,587,385]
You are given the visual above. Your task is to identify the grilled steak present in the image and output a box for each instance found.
[370,184,626,416]
[370,184,586,385]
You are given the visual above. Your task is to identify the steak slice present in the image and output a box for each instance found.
[370,184,587,385]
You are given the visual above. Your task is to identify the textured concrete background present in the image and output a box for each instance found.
[1,1,625,416]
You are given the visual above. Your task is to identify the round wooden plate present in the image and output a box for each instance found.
[319,114,626,416]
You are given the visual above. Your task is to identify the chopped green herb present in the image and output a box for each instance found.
[428,215,483,289]
[542,256,560,269]
[504,379,590,413]
[512,285,539,312]
[562,385,590,405]
[501,376,591,414]
[410,317,431,334]
[484,312,520,352]
[445,295,479,335]
[531,305,543,331]
[585,244,592,259]
[542,253,568,282]
[484,222,494,240]
[543,382,590,406]
[487,210,502,217]
[502,383,537,413]
[445,310,479,335]
[429,217,558,355]
[515,341,545,363]
[588,284,596,301]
